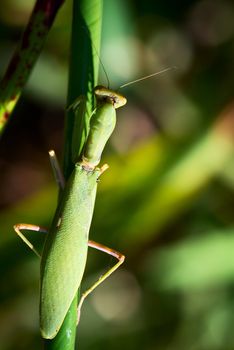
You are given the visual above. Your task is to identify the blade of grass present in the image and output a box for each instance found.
[0,0,65,135]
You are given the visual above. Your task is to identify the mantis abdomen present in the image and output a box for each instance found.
[40,165,100,339]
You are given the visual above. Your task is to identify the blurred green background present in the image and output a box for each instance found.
[1,0,234,349]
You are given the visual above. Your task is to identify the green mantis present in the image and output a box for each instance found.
[14,85,127,339]
[13,66,174,339]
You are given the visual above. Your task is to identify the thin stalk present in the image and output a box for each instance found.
[43,0,103,349]
[63,0,103,178]
[0,0,65,135]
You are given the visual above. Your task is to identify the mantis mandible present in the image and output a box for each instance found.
[14,85,127,339]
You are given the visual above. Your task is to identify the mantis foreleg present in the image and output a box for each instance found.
[49,150,65,190]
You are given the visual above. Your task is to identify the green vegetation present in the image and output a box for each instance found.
[1,0,234,349]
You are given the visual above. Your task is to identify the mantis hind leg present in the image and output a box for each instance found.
[13,223,48,258]
[77,240,125,323]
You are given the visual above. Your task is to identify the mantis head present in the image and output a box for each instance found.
[94,86,127,109]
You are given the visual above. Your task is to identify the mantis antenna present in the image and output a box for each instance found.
[96,51,110,89]
[81,25,110,89]
[119,66,177,89]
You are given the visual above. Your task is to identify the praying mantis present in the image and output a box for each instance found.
[13,67,173,340]
[14,85,127,339]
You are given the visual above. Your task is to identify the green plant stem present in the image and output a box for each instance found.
[0,0,65,135]
[43,0,102,349]
[63,0,102,178]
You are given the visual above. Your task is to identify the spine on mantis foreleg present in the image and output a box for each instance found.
[40,86,126,339]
